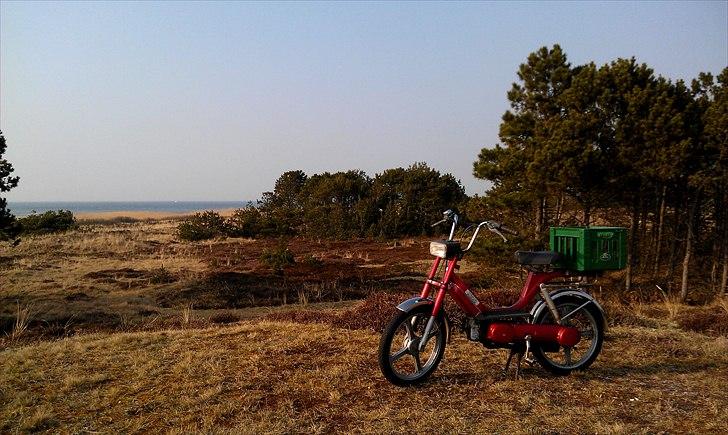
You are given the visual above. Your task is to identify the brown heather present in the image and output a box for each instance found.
[1,218,727,433]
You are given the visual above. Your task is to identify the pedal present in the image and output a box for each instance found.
[524,335,535,365]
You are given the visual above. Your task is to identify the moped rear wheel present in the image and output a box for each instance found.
[378,306,446,386]
[531,295,604,376]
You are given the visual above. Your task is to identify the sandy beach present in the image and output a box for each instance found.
[74,208,238,221]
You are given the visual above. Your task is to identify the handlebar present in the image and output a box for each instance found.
[487,221,518,236]
[430,219,448,228]
[431,210,518,252]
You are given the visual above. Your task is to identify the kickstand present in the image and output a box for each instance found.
[502,349,515,377]
[501,347,525,380]
[514,351,524,379]
[502,349,523,379]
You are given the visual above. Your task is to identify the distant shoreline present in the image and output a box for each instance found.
[8,201,251,218]
[74,208,238,221]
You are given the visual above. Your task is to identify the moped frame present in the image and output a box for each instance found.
[420,256,566,319]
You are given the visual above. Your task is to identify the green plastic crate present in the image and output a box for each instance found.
[549,227,627,272]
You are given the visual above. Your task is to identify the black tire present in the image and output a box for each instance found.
[531,295,605,376]
[378,306,447,386]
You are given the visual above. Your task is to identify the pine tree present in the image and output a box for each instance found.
[474,45,573,239]
[0,131,20,241]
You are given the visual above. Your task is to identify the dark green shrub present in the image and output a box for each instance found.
[80,216,140,225]
[177,211,227,241]
[19,210,76,234]
[210,312,241,324]
[225,207,261,238]
[302,254,323,267]
[260,245,295,274]
[148,267,176,284]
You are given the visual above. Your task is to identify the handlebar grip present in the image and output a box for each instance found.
[499,225,518,236]
[487,220,518,236]
[431,219,447,227]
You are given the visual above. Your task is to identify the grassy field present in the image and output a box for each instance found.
[0,219,452,340]
[2,320,727,433]
[1,218,727,433]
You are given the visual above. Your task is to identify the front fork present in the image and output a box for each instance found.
[418,258,456,351]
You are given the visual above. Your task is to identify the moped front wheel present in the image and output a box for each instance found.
[378,306,446,386]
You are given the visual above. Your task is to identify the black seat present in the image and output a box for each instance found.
[515,251,562,266]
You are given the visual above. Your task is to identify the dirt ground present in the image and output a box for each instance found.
[1,219,492,341]
[2,218,726,342]
[1,218,728,433]
[1,319,726,434]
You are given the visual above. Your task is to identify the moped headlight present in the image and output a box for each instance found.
[429,241,448,258]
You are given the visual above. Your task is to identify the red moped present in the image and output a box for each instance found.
[378,210,606,386]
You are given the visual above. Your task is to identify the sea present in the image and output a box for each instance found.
[7,201,251,217]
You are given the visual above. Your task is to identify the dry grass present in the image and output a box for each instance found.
[656,285,683,320]
[0,219,430,341]
[675,304,728,336]
[180,303,194,327]
[1,320,726,433]
[8,302,32,343]
[265,292,406,332]
[718,297,728,315]
[2,218,728,432]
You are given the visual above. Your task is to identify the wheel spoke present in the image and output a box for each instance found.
[426,326,439,340]
[390,346,409,363]
[403,319,415,339]
[413,351,422,372]
[564,347,573,365]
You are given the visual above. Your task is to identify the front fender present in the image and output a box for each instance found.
[396,297,451,343]
[529,290,608,332]
[396,297,434,313]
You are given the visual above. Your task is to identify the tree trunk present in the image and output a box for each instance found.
[669,192,685,279]
[583,204,591,227]
[652,186,667,277]
[534,198,544,240]
[555,193,564,226]
[711,188,724,289]
[721,254,728,296]
[680,193,700,302]
[625,201,640,292]
[680,224,692,302]
[711,259,718,290]
[638,200,648,273]
[722,195,728,295]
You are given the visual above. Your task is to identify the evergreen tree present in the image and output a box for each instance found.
[473,45,723,298]
[474,45,573,238]
[300,170,372,238]
[259,170,308,234]
[373,163,465,237]
[535,62,613,225]
[0,131,20,241]
[688,68,728,297]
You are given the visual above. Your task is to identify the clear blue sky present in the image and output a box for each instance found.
[1,1,726,201]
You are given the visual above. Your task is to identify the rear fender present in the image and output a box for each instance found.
[396,297,451,343]
[529,290,607,332]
